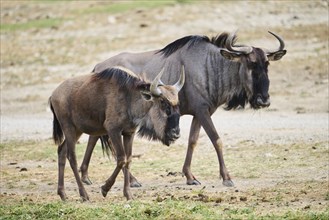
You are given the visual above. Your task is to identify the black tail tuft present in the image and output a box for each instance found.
[49,98,64,145]
[100,135,116,159]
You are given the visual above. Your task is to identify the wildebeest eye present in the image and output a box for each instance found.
[166,107,171,116]
[160,99,171,115]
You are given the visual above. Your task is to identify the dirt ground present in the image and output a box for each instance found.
[0,0,328,217]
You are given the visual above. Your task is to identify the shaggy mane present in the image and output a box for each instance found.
[157,32,239,58]
[92,67,149,90]
[211,32,231,48]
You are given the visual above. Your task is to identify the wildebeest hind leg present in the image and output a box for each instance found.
[120,165,141,188]
[80,136,99,185]
[129,172,142,187]
[57,141,68,201]
[182,117,202,185]
[66,133,90,201]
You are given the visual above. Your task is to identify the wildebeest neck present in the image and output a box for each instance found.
[205,52,246,110]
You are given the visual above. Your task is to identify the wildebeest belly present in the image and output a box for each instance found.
[76,120,107,136]
[71,110,107,136]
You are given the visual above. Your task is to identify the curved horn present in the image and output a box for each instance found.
[225,31,252,54]
[150,68,164,96]
[267,31,285,53]
[174,65,185,92]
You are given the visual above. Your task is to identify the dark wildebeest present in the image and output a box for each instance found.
[49,66,185,201]
[80,31,286,187]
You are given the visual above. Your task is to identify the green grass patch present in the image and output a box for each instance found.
[0,18,63,33]
[1,199,328,220]
[1,140,56,161]
[267,209,329,220]
[0,139,105,162]
[0,199,222,220]
[74,0,191,15]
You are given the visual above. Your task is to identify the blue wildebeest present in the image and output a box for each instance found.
[80,31,286,187]
[49,66,185,201]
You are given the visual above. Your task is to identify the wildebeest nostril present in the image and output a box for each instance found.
[256,96,270,107]
[170,127,180,139]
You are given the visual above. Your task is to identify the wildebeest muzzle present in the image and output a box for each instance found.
[163,112,181,146]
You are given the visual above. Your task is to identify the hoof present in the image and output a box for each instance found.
[82,177,93,185]
[58,190,68,201]
[124,192,134,201]
[59,194,68,201]
[130,181,142,188]
[223,179,234,187]
[79,189,90,201]
[186,179,201,185]
[126,196,134,201]
[101,186,108,198]
[81,195,89,202]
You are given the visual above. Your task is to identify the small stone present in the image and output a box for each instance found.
[304,205,311,209]
[240,196,247,201]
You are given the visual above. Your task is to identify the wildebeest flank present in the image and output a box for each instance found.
[80,31,286,187]
[49,66,185,201]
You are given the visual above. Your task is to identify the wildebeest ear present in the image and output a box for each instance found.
[220,49,241,62]
[138,83,154,101]
[267,50,286,61]
[140,91,153,101]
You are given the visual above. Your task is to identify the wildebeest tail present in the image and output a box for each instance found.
[49,98,64,145]
[100,135,116,159]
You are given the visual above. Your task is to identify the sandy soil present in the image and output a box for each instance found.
[0,0,328,215]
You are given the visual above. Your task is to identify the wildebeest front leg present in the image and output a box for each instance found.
[80,135,142,187]
[197,111,234,187]
[122,133,134,200]
[101,133,125,198]
[182,117,202,185]
[80,136,99,185]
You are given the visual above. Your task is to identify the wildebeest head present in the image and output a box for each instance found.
[220,31,286,109]
[138,66,185,146]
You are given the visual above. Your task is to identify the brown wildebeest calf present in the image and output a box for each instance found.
[49,66,185,201]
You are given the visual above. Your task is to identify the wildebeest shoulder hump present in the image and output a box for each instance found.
[92,67,146,90]
[157,35,210,57]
